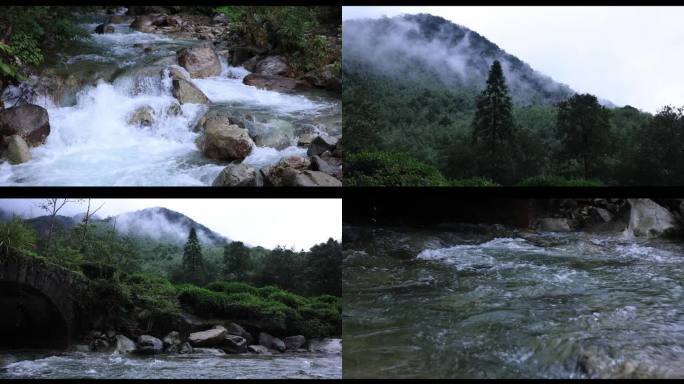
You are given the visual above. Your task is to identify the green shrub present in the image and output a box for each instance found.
[517,175,604,187]
[268,291,308,309]
[0,217,38,254]
[205,281,259,296]
[122,273,180,315]
[346,151,449,186]
[257,285,282,298]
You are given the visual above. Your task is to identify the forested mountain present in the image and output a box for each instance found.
[343,14,682,186]
[343,14,577,107]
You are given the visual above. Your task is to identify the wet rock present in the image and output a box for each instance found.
[166,101,182,117]
[179,312,208,333]
[255,56,289,76]
[95,23,115,34]
[284,335,306,350]
[258,332,286,352]
[310,155,341,179]
[136,335,163,355]
[74,344,90,353]
[212,163,261,187]
[626,199,678,237]
[113,335,136,354]
[177,42,222,78]
[213,14,228,25]
[589,207,613,223]
[197,120,254,161]
[293,170,342,187]
[535,218,572,232]
[5,135,31,164]
[297,133,315,147]
[307,338,341,354]
[193,348,226,356]
[243,74,308,93]
[128,105,155,126]
[130,16,155,33]
[231,46,263,67]
[178,342,193,354]
[226,322,253,345]
[222,334,248,354]
[303,64,341,93]
[242,56,259,72]
[278,156,311,171]
[163,65,191,82]
[162,331,182,348]
[172,79,210,104]
[332,140,343,158]
[188,327,227,347]
[0,104,51,146]
[307,134,338,157]
[89,338,110,351]
[248,345,271,354]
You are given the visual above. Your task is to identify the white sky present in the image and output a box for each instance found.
[343,6,684,113]
[0,199,341,250]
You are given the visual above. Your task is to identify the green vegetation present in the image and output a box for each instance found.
[0,7,87,104]
[344,56,683,186]
[1,207,341,337]
[215,6,340,75]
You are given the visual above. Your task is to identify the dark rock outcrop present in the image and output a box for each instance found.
[0,104,51,146]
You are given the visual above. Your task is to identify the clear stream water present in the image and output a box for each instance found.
[0,340,342,379]
[0,22,340,186]
[343,226,684,379]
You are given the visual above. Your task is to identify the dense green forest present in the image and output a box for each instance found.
[0,205,341,338]
[343,15,683,186]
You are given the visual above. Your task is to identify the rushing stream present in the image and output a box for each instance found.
[343,225,684,379]
[0,340,342,379]
[0,21,340,186]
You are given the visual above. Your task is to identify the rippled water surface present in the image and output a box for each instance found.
[0,346,341,379]
[343,226,684,378]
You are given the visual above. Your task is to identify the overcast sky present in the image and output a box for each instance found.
[0,199,341,250]
[343,6,684,113]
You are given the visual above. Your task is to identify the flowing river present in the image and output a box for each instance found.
[0,20,340,186]
[0,340,342,379]
[343,225,684,379]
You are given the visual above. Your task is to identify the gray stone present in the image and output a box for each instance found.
[535,218,572,232]
[0,104,50,146]
[212,163,260,187]
[197,121,253,161]
[128,105,155,126]
[172,79,210,104]
[192,348,226,356]
[626,199,678,237]
[307,134,338,157]
[130,16,155,33]
[310,155,341,178]
[136,335,163,355]
[188,327,227,347]
[248,345,270,354]
[177,42,222,78]
[226,322,253,345]
[292,170,342,187]
[178,342,193,354]
[258,332,285,352]
[284,335,306,350]
[222,334,248,354]
[297,134,315,147]
[95,23,115,34]
[113,335,136,354]
[243,74,308,93]
[162,331,181,347]
[255,56,289,76]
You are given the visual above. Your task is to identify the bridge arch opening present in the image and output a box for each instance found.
[0,282,70,349]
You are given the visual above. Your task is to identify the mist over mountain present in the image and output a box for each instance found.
[107,207,229,245]
[343,14,601,107]
[7,206,228,246]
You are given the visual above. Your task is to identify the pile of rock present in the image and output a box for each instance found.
[74,323,312,356]
[0,104,51,164]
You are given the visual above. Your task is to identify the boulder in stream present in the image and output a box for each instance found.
[95,23,115,34]
[248,345,271,354]
[193,348,226,356]
[226,322,253,345]
[311,155,341,179]
[243,74,309,93]
[5,135,31,164]
[293,170,342,187]
[197,120,254,161]
[258,332,286,352]
[626,198,678,237]
[535,218,572,232]
[307,134,338,157]
[212,163,261,187]
[255,56,289,76]
[130,16,155,33]
[0,104,51,146]
[222,335,248,354]
[136,335,163,355]
[162,331,182,348]
[284,335,306,350]
[177,42,222,79]
[172,79,210,104]
[113,335,136,354]
[303,63,342,93]
[188,326,227,347]
[128,105,155,126]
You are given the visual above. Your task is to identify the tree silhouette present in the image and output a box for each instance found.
[181,227,205,285]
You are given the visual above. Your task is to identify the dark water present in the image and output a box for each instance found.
[343,226,684,378]
[0,340,341,379]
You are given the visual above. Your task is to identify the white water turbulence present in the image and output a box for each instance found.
[0,23,340,186]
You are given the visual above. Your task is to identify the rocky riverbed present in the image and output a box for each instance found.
[0,7,342,186]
